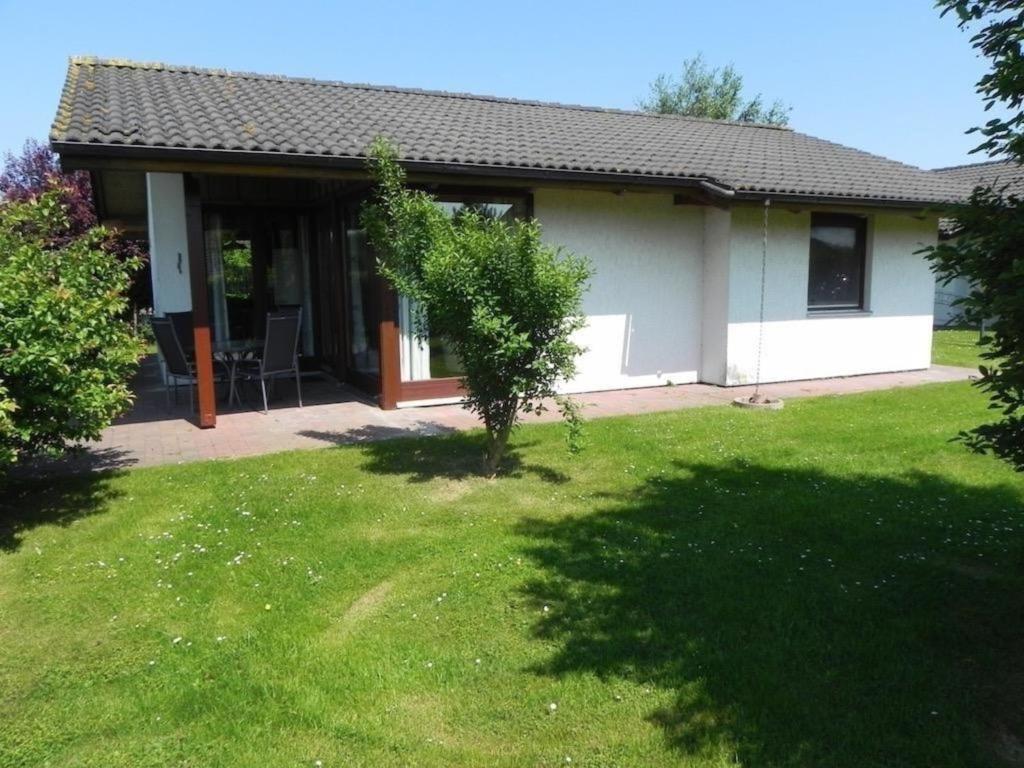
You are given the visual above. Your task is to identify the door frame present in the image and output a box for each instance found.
[346,187,534,408]
[202,202,324,370]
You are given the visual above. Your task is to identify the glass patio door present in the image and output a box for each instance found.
[205,210,254,344]
[395,196,526,386]
[266,213,314,357]
[205,208,317,358]
[344,225,381,380]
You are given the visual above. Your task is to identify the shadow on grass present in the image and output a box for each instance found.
[518,459,1024,765]
[10,445,139,478]
[298,422,459,447]
[308,427,570,484]
[0,469,126,552]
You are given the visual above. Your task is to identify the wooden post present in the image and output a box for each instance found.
[378,282,400,410]
[184,175,217,428]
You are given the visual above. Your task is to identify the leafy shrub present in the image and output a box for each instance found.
[926,0,1024,470]
[1,138,151,312]
[928,188,1024,469]
[0,191,144,466]
[362,138,591,475]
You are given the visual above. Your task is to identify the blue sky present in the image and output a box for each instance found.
[0,0,996,170]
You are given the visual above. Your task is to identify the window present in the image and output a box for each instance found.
[435,198,527,223]
[807,213,868,311]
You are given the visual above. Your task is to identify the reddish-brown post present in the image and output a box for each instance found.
[378,282,400,410]
[184,175,217,428]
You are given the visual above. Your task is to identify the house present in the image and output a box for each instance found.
[930,159,1024,326]
[50,57,961,427]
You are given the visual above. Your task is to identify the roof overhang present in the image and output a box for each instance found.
[54,140,715,191]
[53,140,955,212]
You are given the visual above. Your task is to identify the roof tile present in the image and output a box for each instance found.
[932,159,1024,198]
[52,57,961,205]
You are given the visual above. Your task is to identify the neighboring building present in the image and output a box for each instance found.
[51,57,962,425]
[931,159,1024,326]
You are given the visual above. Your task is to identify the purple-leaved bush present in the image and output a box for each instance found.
[1,139,151,308]
[0,139,96,237]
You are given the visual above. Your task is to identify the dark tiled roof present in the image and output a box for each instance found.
[932,159,1024,237]
[52,57,961,206]
[932,158,1024,198]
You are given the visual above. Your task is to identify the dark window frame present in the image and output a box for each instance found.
[807,213,869,312]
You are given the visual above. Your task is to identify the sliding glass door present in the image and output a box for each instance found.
[345,225,382,380]
[396,194,528,387]
[266,213,315,357]
[398,297,463,380]
[204,207,318,359]
[205,210,254,343]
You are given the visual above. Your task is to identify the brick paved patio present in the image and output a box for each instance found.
[30,357,975,474]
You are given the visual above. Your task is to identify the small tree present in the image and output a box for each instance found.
[925,0,1024,470]
[0,191,144,467]
[639,54,790,125]
[362,139,591,475]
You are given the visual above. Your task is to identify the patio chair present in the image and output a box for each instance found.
[235,309,303,413]
[151,316,199,411]
[166,311,195,357]
[272,304,302,317]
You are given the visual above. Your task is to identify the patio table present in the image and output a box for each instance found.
[212,339,263,406]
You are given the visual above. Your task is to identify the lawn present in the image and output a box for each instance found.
[933,327,988,368]
[2,382,1023,767]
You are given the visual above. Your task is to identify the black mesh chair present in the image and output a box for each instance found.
[236,309,303,413]
[166,311,195,358]
[151,316,198,410]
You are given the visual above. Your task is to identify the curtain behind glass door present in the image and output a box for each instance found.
[267,214,314,357]
[205,211,254,343]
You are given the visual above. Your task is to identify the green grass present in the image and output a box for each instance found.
[2,383,1023,767]
[933,327,988,368]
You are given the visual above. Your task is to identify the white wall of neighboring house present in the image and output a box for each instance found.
[934,273,972,326]
[535,189,704,393]
[146,172,192,316]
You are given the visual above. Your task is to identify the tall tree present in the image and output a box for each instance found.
[927,0,1024,470]
[639,54,790,125]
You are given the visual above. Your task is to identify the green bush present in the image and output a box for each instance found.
[0,191,144,467]
[927,0,1024,471]
[928,188,1024,469]
[362,138,591,475]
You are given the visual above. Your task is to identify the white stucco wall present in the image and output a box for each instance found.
[146,173,192,315]
[716,207,937,385]
[534,189,704,393]
[528,191,937,393]
[700,207,731,385]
